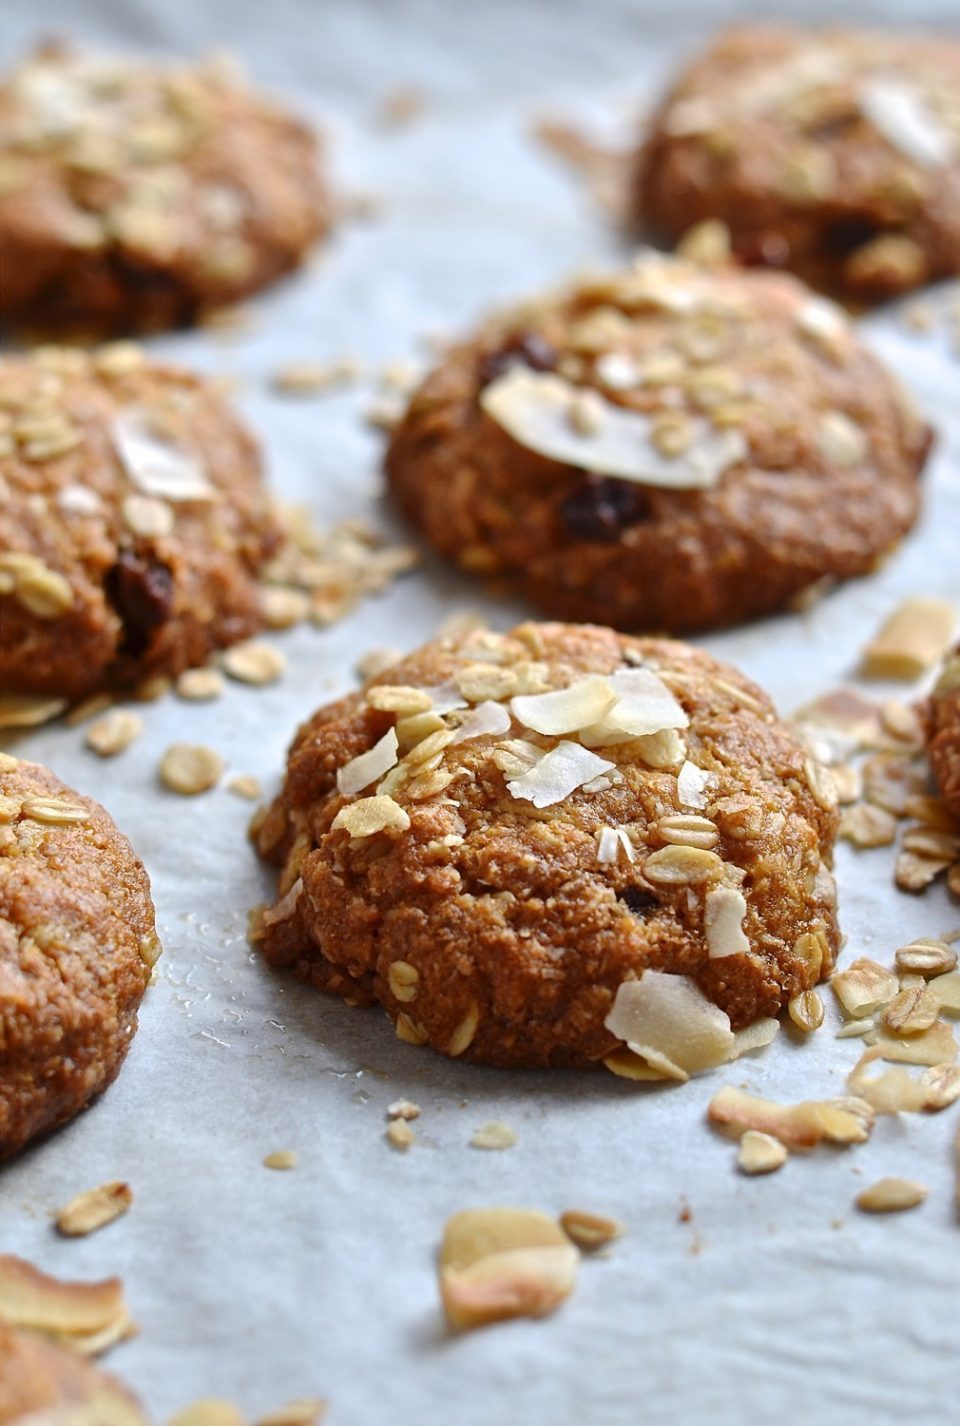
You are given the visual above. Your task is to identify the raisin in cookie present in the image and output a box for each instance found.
[0,755,159,1158]
[0,43,331,333]
[926,643,960,822]
[0,344,282,705]
[386,252,930,634]
[253,621,839,1072]
[633,25,960,302]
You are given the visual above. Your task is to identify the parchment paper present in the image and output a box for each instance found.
[1,3,959,1423]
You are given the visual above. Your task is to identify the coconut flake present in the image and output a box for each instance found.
[337,727,399,795]
[506,741,615,809]
[597,826,635,864]
[450,700,512,744]
[480,367,747,489]
[604,971,736,1081]
[581,667,689,744]
[595,352,642,390]
[704,886,750,959]
[57,484,103,516]
[796,296,849,344]
[677,759,711,809]
[511,676,615,736]
[732,1018,780,1058]
[112,411,215,501]
[860,78,956,169]
[419,682,469,716]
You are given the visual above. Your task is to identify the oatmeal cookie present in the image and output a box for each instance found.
[253,621,839,1070]
[0,344,282,703]
[0,755,158,1158]
[633,25,960,302]
[926,643,960,822]
[0,42,331,334]
[0,1323,145,1426]
[386,252,930,634]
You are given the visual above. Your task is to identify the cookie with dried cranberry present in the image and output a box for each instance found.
[633,25,960,302]
[253,621,839,1071]
[0,43,331,334]
[925,644,960,822]
[0,1323,146,1425]
[0,755,159,1158]
[385,252,930,634]
[0,344,282,706]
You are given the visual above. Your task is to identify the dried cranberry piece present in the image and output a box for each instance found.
[560,475,648,542]
[478,331,557,386]
[105,551,174,657]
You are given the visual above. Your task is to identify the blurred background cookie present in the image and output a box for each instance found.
[632,25,960,303]
[386,251,931,634]
[0,42,332,334]
[0,755,159,1159]
[0,345,282,704]
[253,621,839,1070]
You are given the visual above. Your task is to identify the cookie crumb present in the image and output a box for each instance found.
[470,1120,518,1150]
[228,774,262,800]
[176,668,225,701]
[263,1150,298,1170]
[386,1119,415,1150]
[862,597,956,680]
[159,743,224,795]
[386,1099,420,1121]
[559,1209,623,1250]
[855,1177,927,1213]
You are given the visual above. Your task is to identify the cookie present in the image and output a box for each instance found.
[385,251,930,634]
[926,644,960,822]
[253,621,839,1070]
[0,1323,146,1426]
[0,755,158,1158]
[0,344,282,705]
[633,25,960,302]
[0,43,330,334]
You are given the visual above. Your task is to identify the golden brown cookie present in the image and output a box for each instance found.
[0,344,282,705]
[0,755,159,1158]
[926,643,960,822]
[253,621,839,1070]
[633,25,960,302]
[0,42,331,334]
[385,252,930,634]
[0,1323,146,1426]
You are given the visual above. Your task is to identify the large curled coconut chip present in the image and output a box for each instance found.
[0,1254,132,1355]
[506,741,615,808]
[861,597,956,680]
[707,1086,874,1151]
[336,727,399,795]
[439,1208,578,1331]
[480,366,747,489]
[604,972,736,1081]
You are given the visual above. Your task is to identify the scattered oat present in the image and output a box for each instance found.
[55,1182,132,1238]
[831,958,899,1017]
[84,709,143,758]
[737,1130,788,1175]
[176,667,225,701]
[559,1210,624,1251]
[272,357,360,394]
[263,1150,298,1170]
[856,1178,927,1214]
[0,1253,133,1355]
[839,802,897,848]
[861,597,956,680]
[788,990,824,1034]
[159,743,224,795]
[439,1208,578,1330]
[386,1119,415,1150]
[168,1402,245,1426]
[227,774,262,800]
[386,1099,420,1121]
[221,640,286,686]
[470,1121,518,1151]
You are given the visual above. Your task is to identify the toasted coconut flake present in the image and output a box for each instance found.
[470,1121,519,1150]
[930,971,960,1016]
[848,1051,930,1114]
[861,597,956,680]
[860,78,956,168]
[864,1019,957,1066]
[55,1182,132,1238]
[168,1401,245,1426]
[831,958,899,1017]
[604,972,735,1081]
[332,794,410,838]
[856,1177,928,1214]
[510,677,614,735]
[707,1086,873,1150]
[704,885,749,958]
[677,760,712,809]
[439,1208,578,1330]
[450,701,512,744]
[337,728,399,796]
[731,1018,780,1058]
[506,740,615,808]
[737,1130,788,1175]
[559,1210,623,1251]
[602,1049,673,1081]
[112,411,214,501]
[0,1254,130,1348]
[480,366,746,488]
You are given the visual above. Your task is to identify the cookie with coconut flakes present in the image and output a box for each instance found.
[252,621,839,1072]
[0,755,159,1159]
[0,42,331,334]
[385,252,930,634]
[925,643,960,823]
[633,25,960,302]
[0,344,282,709]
